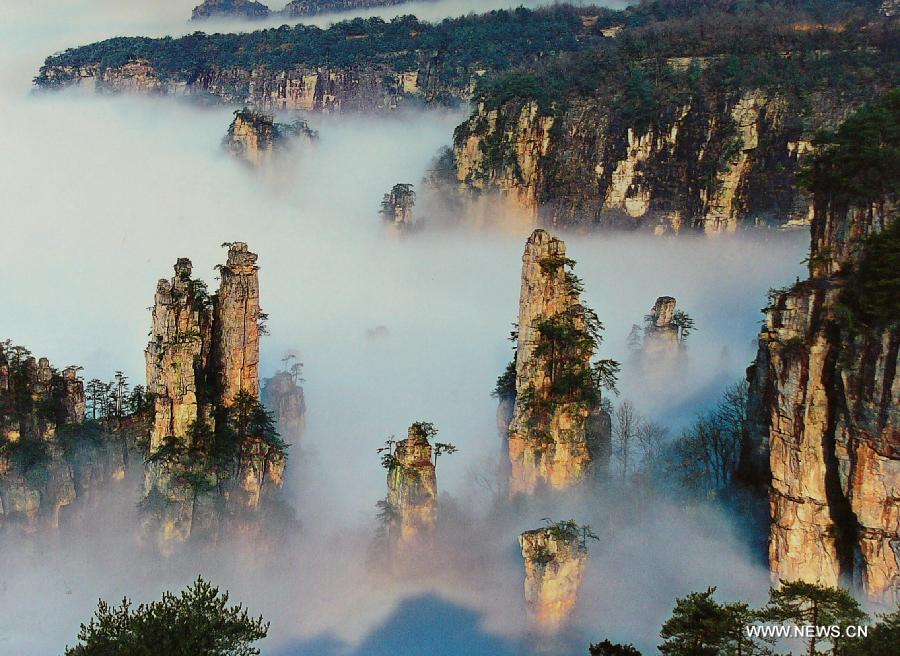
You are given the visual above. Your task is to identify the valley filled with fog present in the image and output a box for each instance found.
[0,2,816,655]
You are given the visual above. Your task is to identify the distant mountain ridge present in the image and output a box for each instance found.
[190,0,433,21]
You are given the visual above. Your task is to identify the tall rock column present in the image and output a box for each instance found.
[214,242,260,404]
[642,296,680,355]
[506,229,611,495]
[386,423,438,553]
[145,258,212,453]
[519,526,589,633]
[742,93,898,603]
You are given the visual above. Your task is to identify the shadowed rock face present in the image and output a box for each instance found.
[386,424,438,555]
[742,114,898,602]
[506,230,610,495]
[262,371,306,439]
[519,527,588,634]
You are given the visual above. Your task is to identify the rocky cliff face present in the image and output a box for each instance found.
[385,424,438,554]
[41,61,447,113]
[35,8,596,113]
[453,89,829,232]
[505,230,611,495]
[519,526,588,633]
[224,110,317,167]
[143,243,286,547]
[743,94,898,602]
[0,346,128,532]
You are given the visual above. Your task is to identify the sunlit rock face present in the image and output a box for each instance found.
[143,243,285,547]
[224,110,317,168]
[145,257,213,455]
[744,188,898,601]
[507,230,610,495]
[452,88,857,231]
[214,242,260,404]
[519,527,588,634]
[642,296,680,356]
[386,424,438,553]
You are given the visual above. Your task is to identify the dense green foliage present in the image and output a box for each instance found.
[65,577,268,656]
[471,0,896,117]
[659,587,770,656]
[146,391,286,496]
[802,89,900,206]
[800,90,900,331]
[842,217,900,330]
[593,579,895,656]
[38,7,588,83]
[845,608,900,656]
[589,640,642,656]
[763,580,869,656]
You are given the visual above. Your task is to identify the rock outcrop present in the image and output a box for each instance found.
[191,0,270,21]
[143,243,287,547]
[742,93,899,602]
[0,345,129,532]
[380,183,417,230]
[224,109,317,167]
[519,525,589,633]
[642,296,681,356]
[261,371,306,439]
[505,230,612,495]
[384,423,438,554]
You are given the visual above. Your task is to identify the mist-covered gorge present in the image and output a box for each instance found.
[1,1,897,655]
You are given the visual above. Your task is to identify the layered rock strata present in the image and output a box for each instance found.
[519,527,588,633]
[506,230,611,495]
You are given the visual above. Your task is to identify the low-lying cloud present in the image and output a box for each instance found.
[1,2,808,654]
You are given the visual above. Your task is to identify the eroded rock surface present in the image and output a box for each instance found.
[743,97,898,602]
[385,424,438,554]
[506,230,611,495]
[519,527,588,633]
